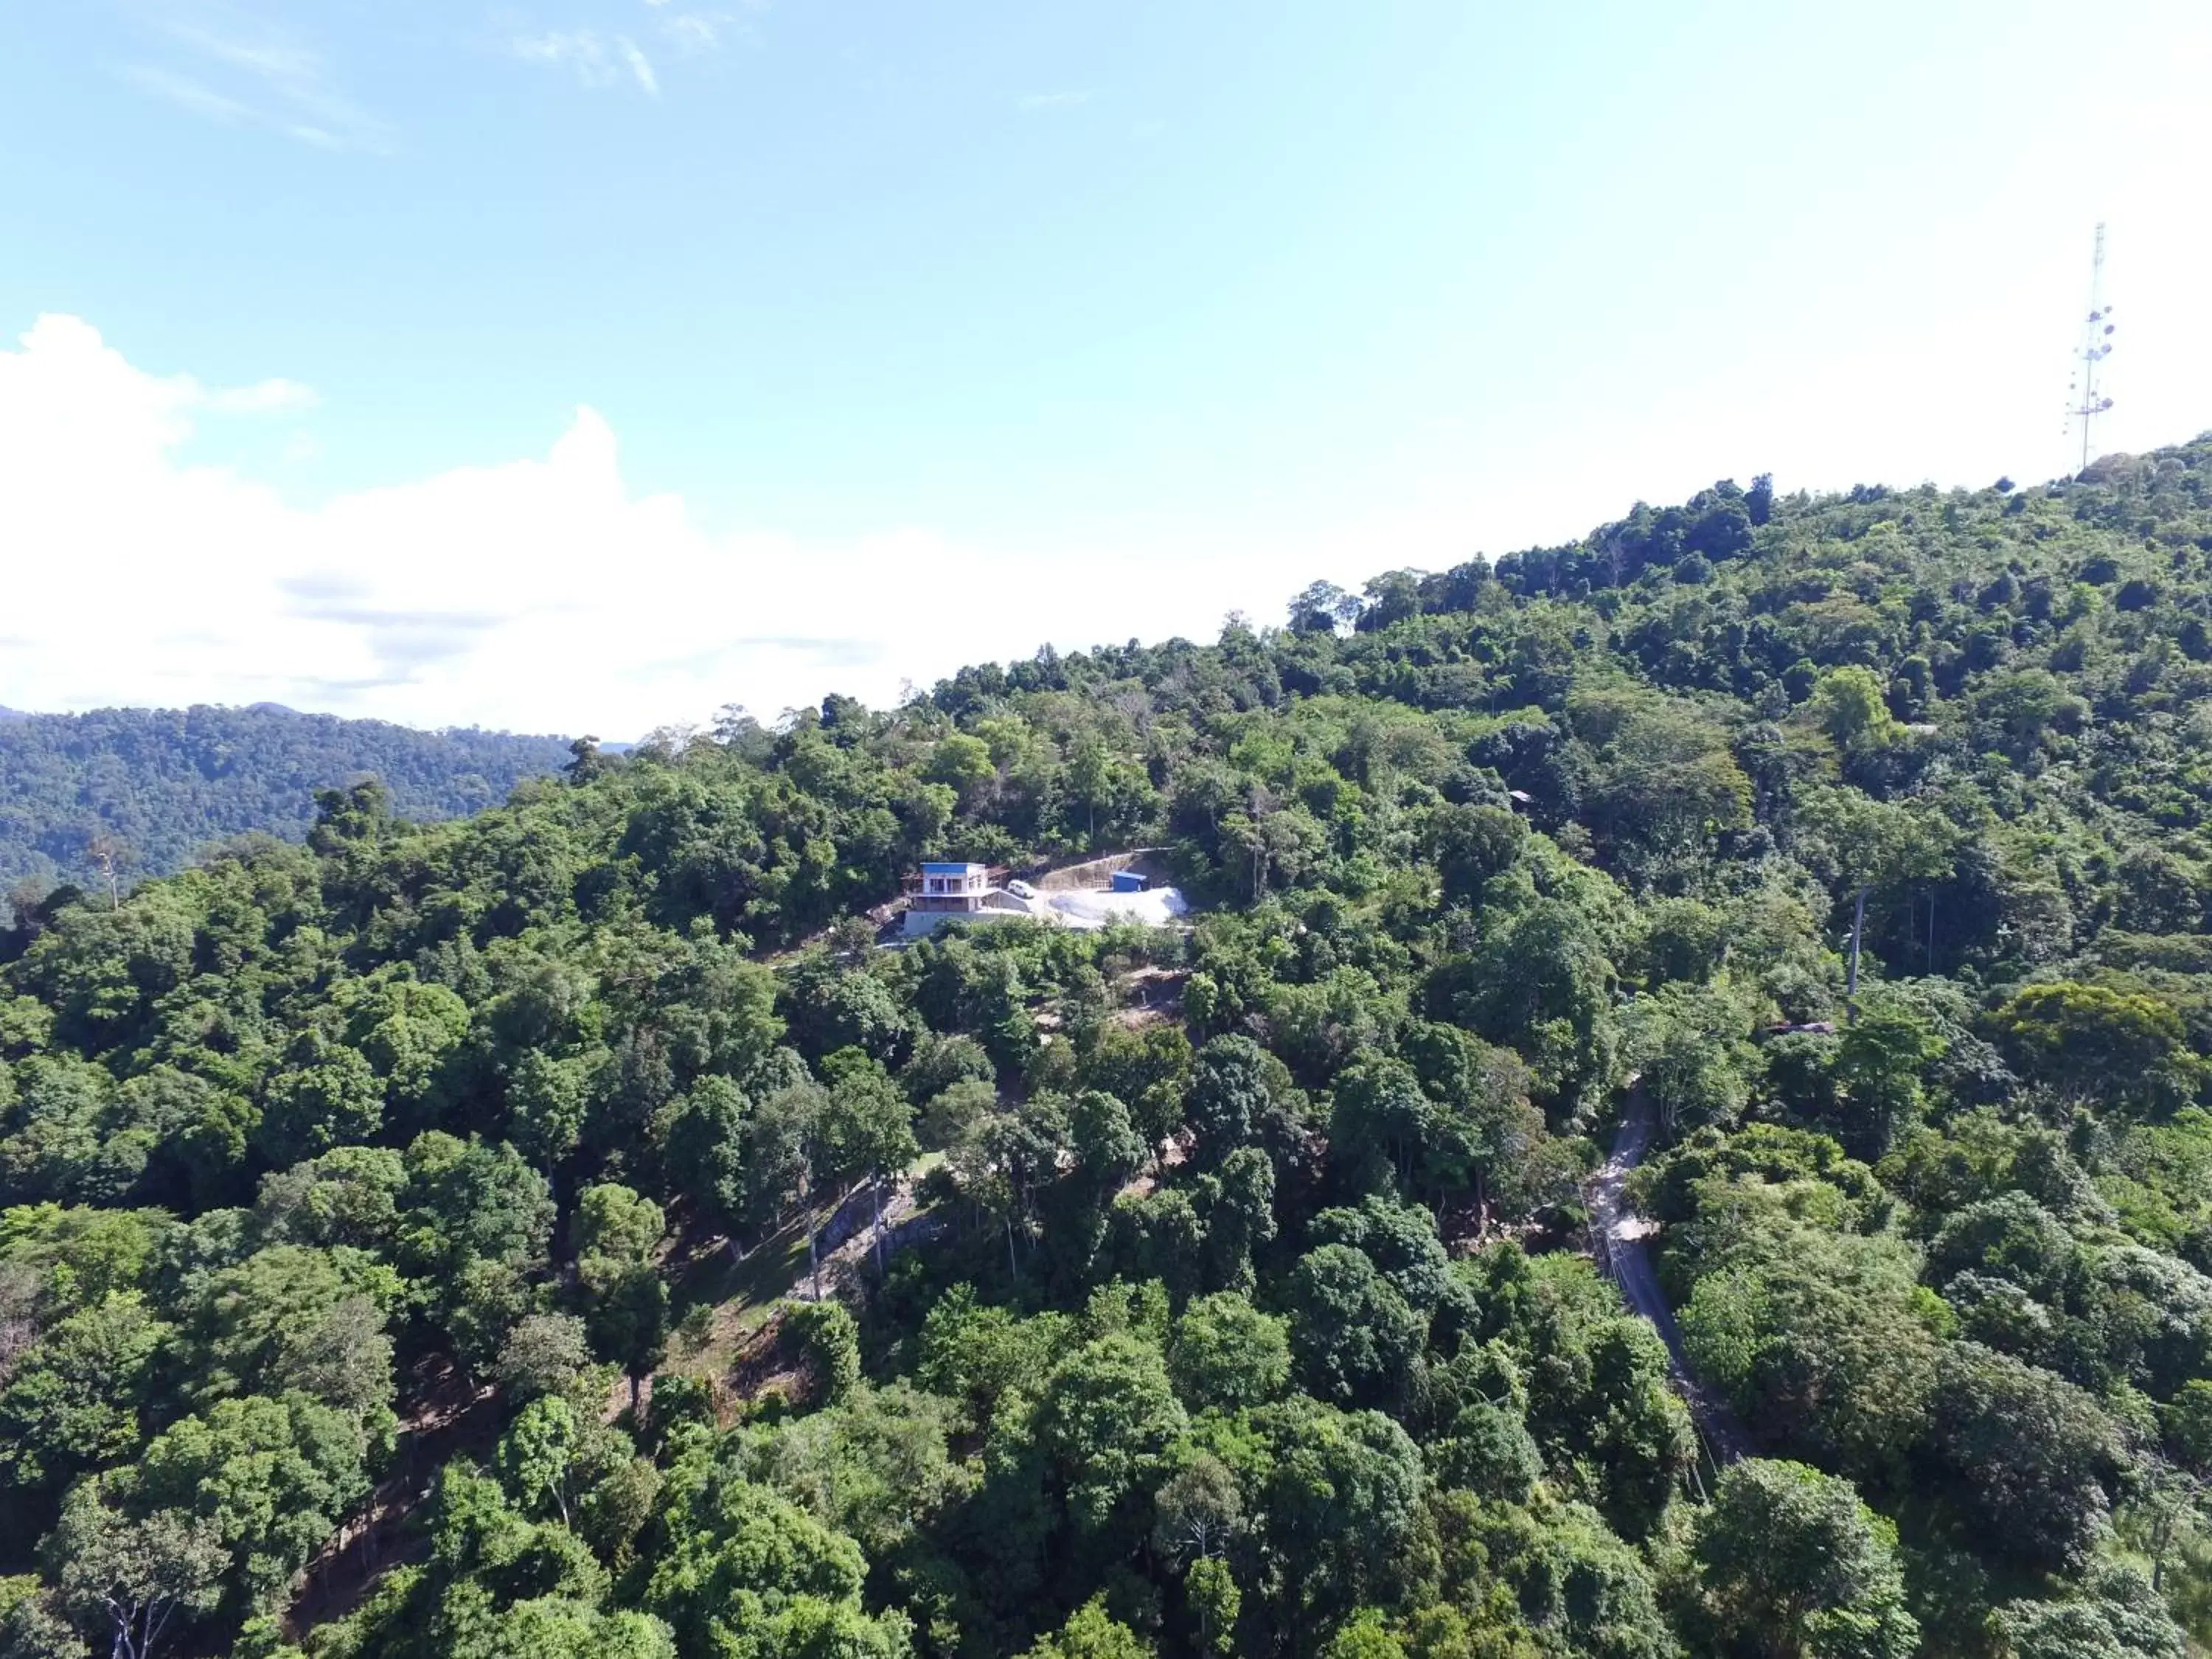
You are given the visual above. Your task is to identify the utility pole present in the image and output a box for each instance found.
[2065,223,2115,473]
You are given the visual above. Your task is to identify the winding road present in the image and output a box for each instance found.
[1586,1087,1754,1467]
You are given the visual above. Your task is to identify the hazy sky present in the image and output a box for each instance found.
[3,1,2208,736]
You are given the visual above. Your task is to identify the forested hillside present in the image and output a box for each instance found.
[1,437,2211,1659]
[0,705,571,892]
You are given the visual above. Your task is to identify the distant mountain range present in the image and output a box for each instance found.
[0,703,572,891]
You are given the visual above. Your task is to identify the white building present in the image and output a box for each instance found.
[902,862,1015,936]
[914,861,990,907]
[898,858,1191,937]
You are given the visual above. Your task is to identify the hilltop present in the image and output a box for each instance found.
[1,436,2211,1659]
[0,703,572,893]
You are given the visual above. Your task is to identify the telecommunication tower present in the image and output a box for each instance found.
[2065,223,2115,472]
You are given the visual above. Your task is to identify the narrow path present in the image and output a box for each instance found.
[285,1353,501,1638]
[1585,1087,1754,1467]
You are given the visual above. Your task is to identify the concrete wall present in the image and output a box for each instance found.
[902,905,1029,939]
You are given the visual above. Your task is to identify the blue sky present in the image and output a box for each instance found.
[2,1,2208,734]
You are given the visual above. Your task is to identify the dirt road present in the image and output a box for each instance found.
[1585,1086,1754,1467]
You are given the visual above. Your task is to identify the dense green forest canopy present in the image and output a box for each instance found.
[1,436,2211,1658]
[0,704,571,893]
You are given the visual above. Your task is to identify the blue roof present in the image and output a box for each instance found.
[921,861,984,873]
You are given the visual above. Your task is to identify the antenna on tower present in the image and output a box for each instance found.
[2065,223,2115,473]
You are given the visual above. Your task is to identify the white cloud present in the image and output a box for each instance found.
[18,284,2199,744]
[121,65,257,126]
[627,1,757,58]
[515,29,659,94]
[206,378,320,414]
[1018,90,1099,112]
[0,316,1301,737]
[512,31,605,80]
[618,37,659,94]
[125,17,389,151]
[658,13,730,55]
